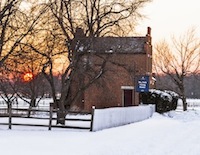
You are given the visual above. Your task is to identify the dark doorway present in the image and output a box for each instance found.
[124,89,133,107]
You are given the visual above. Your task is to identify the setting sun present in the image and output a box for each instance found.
[23,72,34,82]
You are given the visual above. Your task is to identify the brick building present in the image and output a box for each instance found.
[70,27,153,112]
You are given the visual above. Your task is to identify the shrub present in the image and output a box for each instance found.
[140,89,179,113]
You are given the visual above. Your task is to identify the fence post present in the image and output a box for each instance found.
[49,103,53,130]
[8,104,12,129]
[90,106,95,132]
[27,106,32,117]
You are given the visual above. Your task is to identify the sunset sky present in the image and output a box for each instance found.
[136,0,200,44]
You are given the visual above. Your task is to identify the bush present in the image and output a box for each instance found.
[140,89,179,113]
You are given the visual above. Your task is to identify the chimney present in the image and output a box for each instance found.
[147,27,151,36]
[75,27,85,39]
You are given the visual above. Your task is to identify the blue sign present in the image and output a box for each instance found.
[136,75,149,92]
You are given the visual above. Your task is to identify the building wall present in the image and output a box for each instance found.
[82,52,152,112]
[70,28,153,112]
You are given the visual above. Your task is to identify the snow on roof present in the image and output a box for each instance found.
[91,37,147,53]
[77,36,148,54]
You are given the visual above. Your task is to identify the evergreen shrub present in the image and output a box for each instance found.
[140,89,179,113]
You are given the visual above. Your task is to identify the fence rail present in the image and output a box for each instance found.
[0,104,92,131]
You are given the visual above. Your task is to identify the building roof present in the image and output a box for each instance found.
[90,37,147,54]
[75,27,151,54]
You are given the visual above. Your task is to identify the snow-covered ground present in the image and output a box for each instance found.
[1,98,200,155]
[0,108,200,154]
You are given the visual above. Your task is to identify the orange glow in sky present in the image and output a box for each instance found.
[23,72,34,82]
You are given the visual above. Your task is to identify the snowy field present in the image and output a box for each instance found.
[1,98,200,155]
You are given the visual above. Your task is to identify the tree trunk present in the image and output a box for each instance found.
[30,98,36,107]
[182,97,187,111]
[56,98,66,125]
[56,77,72,125]
[179,80,187,111]
[7,102,11,114]
[56,110,66,125]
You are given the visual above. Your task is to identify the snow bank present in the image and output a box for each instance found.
[91,105,155,131]
[178,98,200,107]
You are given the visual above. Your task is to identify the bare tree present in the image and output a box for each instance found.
[0,0,50,111]
[0,0,47,67]
[18,10,68,106]
[154,28,200,111]
[0,48,48,108]
[0,67,18,111]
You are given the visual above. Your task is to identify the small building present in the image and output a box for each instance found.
[70,27,154,112]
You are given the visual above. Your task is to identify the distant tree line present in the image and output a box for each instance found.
[0,74,62,106]
[156,74,200,99]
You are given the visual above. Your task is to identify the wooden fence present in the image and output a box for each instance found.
[0,104,93,131]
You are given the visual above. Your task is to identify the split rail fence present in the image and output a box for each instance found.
[0,104,154,132]
[0,104,93,131]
